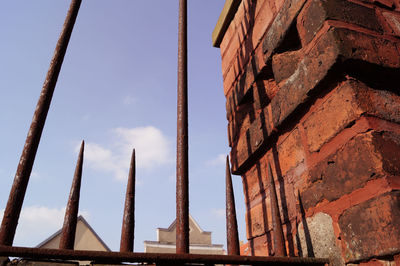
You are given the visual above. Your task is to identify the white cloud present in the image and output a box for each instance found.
[206,154,226,166]
[31,171,41,180]
[81,126,172,181]
[211,208,225,219]
[0,206,89,247]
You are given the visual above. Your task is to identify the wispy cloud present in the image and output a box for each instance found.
[31,171,41,180]
[206,154,226,166]
[211,208,225,219]
[123,95,136,105]
[81,126,172,181]
[81,114,91,121]
[0,206,89,247]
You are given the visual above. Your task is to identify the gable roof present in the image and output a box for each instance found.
[36,215,111,251]
[157,214,211,234]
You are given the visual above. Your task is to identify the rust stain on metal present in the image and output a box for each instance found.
[59,140,84,250]
[0,0,82,246]
[268,162,287,256]
[226,156,240,255]
[0,246,329,265]
[120,149,136,252]
[176,0,189,255]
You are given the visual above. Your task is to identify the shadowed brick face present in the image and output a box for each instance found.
[216,0,400,264]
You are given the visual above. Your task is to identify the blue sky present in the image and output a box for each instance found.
[0,1,246,251]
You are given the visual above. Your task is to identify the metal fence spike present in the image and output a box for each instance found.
[176,0,189,255]
[226,156,240,255]
[59,140,84,250]
[0,0,82,246]
[120,149,136,252]
[267,162,287,256]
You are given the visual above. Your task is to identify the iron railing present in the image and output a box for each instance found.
[0,1,329,265]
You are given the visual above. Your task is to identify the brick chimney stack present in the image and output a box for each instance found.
[213,0,400,265]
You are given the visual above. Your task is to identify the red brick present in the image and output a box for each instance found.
[297,0,382,46]
[240,241,251,256]
[358,258,397,266]
[302,80,366,153]
[339,191,400,262]
[301,130,400,210]
[303,79,400,153]
[223,64,237,96]
[233,0,248,43]
[361,0,397,8]
[231,111,271,174]
[220,18,237,59]
[250,234,272,256]
[262,0,307,59]
[277,128,305,175]
[274,0,285,12]
[242,164,265,205]
[394,254,400,265]
[251,0,275,50]
[272,49,302,84]
[245,199,272,239]
[380,10,400,36]
[270,25,400,129]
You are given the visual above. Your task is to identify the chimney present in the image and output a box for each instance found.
[213,0,400,265]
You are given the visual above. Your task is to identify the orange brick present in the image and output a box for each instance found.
[251,0,275,49]
[245,199,272,239]
[277,128,305,175]
[223,64,236,96]
[303,79,400,153]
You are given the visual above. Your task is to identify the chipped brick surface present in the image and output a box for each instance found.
[339,191,400,262]
[217,0,400,261]
[297,0,383,46]
[301,130,400,209]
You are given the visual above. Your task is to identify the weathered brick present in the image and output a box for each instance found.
[303,80,364,153]
[394,254,400,265]
[223,63,237,96]
[271,25,400,129]
[245,199,272,239]
[303,79,400,153]
[251,0,275,50]
[339,191,400,262]
[297,0,383,46]
[220,17,237,59]
[380,10,400,36]
[253,78,277,110]
[262,0,306,58]
[233,0,250,43]
[277,128,305,175]
[361,0,397,9]
[301,130,400,209]
[357,258,397,266]
[272,49,302,84]
[231,111,270,173]
[231,24,400,174]
[250,233,272,256]
[242,159,267,204]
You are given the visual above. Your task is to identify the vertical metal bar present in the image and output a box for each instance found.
[59,140,84,250]
[176,0,189,255]
[0,0,82,246]
[120,149,136,252]
[267,162,287,256]
[226,156,240,255]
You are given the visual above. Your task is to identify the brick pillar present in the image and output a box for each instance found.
[213,0,400,265]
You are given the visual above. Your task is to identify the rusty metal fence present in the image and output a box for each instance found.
[0,1,328,265]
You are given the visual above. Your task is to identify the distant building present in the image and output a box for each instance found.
[37,215,110,252]
[144,214,225,255]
